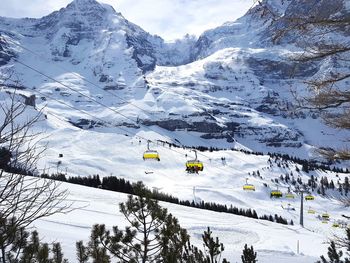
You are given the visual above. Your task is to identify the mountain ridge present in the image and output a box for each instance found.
[0,0,349,160]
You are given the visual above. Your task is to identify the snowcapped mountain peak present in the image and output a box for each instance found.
[55,0,110,24]
[67,0,120,19]
[68,0,106,11]
[71,0,99,5]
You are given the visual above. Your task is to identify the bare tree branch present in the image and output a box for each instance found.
[0,78,73,262]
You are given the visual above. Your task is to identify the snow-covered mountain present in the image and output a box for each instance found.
[0,0,349,158]
[1,1,350,261]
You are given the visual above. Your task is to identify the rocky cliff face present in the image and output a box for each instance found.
[191,0,349,58]
[0,33,16,66]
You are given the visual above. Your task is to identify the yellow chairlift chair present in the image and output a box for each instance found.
[186,150,204,173]
[285,192,295,199]
[305,194,315,201]
[307,207,316,214]
[243,178,256,191]
[270,186,283,198]
[322,212,330,221]
[143,140,160,161]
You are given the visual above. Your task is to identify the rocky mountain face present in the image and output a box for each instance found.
[0,0,349,158]
[0,0,194,77]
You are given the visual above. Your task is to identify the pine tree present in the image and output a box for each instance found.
[6,230,67,263]
[76,241,89,263]
[241,244,257,263]
[317,241,345,263]
[344,177,349,196]
[78,182,192,263]
[52,243,64,263]
[87,225,111,263]
[182,241,206,263]
[202,227,226,263]
[37,243,50,263]
[321,184,326,196]
[318,228,350,263]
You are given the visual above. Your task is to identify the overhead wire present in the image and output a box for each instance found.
[5,37,241,145]
[4,39,250,173]
[7,38,238,159]
[2,76,193,164]
[4,77,248,184]
[5,72,246,176]
[4,76,147,140]
[3,77,193,178]
[8,3,278,174]
[6,36,251,166]
[2,83,272,199]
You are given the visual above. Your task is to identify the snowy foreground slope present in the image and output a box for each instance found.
[5,92,347,262]
[36,182,329,263]
[23,113,346,262]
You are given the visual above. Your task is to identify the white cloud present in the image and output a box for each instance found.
[0,0,71,18]
[0,0,252,40]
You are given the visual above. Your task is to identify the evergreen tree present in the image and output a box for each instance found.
[76,241,89,263]
[321,184,326,196]
[78,182,193,263]
[318,228,350,263]
[202,227,226,263]
[317,241,347,263]
[182,241,206,262]
[344,177,349,196]
[52,243,65,263]
[86,226,110,263]
[241,244,257,263]
[302,163,309,173]
[330,180,335,190]
[2,230,67,263]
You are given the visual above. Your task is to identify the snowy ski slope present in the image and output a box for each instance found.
[25,116,348,262]
[0,0,349,261]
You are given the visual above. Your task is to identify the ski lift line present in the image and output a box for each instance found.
[7,39,224,149]
[1,87,319,196]
[5,77,141,139]
[8,60,194,155]
[13,59,137,123]
[5,76,240,177]
[10,59,243,174]
[8,39,250,169]
[7,38,253,167]
[9,61,184,163]
[6,39,153,116]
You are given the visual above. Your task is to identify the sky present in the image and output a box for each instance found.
[0,0,253,41]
